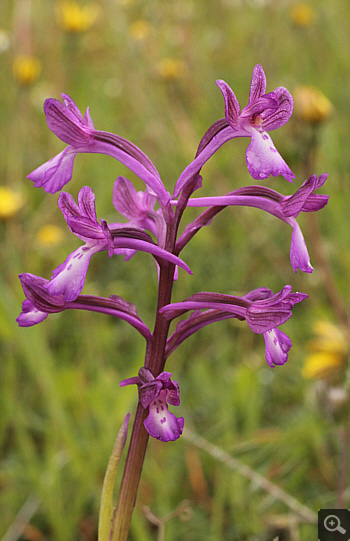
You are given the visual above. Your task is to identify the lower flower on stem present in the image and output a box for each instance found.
[120,367,184,442]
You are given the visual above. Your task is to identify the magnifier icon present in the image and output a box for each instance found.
[324,515,346,534]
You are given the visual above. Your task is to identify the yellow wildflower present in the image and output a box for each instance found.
[308,320,348,354]
[12,55,41,86]
[302,321,348,380]
[302,352,344,380]
[55,1,100,34]
[156,58,186,81]
[294,85,333,124]
[36,225,64,248]
[290,3,315,27]
[129,20,152,41]
[0,187,24,219]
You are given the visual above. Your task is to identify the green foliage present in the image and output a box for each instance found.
[0,0,349,539]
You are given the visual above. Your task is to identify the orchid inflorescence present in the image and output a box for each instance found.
[18,66,328,450]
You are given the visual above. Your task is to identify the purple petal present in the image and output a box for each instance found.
[289,221,313,273]
[245,307,293,334]
[113,177,165,243]
[83,107,95,130]
[243,287,274,302]
[16,299,48,327]
[263,328,292,367]
[19,273,65,313]
[78,186,98,222]
[156,371,173,382]
[139,381,163,408]
[66,216,105,241]
[120,376,141,387]
[165,381,180,407]
[27,147,77,193]
[47,243,102,301]
[138,367,156,383]
[144,390,184,442]
[113,176,144,220]
[249,64,267,104]
[279,176,316,217]
[314,172,328,189]
[44,97,92,146]
[245,285,308,332]
[251,285,292,307]
[300,173,329,213]
[59,187,106,241]
[182,181,322,276]
[261,87,294,131]
[69,213,105,239]
[241,92,279,119]
[58,190,80,219]
[142,188,158,211]
[246,130,295,182]
[62,93,85,122]
[216,80,241,127]
[301,193,329,213]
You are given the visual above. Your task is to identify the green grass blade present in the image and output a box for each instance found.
[98,413,130,541]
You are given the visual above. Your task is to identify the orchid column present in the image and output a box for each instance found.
[17,65,328,540]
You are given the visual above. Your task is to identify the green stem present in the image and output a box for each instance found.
[111,183,195,540]
[110,403,149,541]
[111,268,176,540]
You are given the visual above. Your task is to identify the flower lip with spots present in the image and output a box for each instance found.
[120,368,184,442]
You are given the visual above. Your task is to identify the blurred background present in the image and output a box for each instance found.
[0,0,349,540]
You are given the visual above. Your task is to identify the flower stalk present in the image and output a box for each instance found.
[112,238,186,537]
[111,403,149,541]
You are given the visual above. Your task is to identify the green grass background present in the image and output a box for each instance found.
[0,0,349,539]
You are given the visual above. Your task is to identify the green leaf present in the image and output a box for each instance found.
[98,413,130,541]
